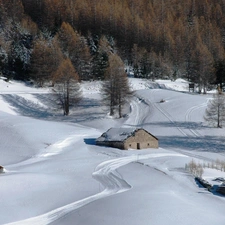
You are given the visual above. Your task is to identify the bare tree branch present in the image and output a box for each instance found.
[204,91,225,128]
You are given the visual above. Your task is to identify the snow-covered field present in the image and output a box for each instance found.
[0,77,225,225]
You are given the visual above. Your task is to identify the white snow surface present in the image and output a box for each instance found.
[0,77,225,225]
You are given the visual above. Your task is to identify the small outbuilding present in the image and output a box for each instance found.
[96,127,158,150]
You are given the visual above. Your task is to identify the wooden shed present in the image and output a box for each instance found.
[96,127,158,150]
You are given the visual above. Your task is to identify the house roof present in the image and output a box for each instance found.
[96,127,158,142]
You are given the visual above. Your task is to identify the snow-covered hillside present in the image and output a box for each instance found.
[0,77,225,225]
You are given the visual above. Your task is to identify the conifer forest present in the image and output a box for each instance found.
[1,0,225,92]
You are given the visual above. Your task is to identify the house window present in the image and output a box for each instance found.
[129,144,132,147]
[148,143,150,146]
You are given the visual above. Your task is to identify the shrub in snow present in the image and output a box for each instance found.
[185,159,204,178]
[203,159,225,172]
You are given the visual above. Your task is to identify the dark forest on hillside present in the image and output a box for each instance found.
[1,0,225,92]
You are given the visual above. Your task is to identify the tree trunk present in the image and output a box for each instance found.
[218,105,220,128]
[64,83,70,116]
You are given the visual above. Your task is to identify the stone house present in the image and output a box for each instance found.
[96,127,158,150]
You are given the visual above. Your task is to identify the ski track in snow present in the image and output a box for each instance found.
[125,96,150,127]
[129,99,140,126]
[147,90,204,138]
[137,90,189,137]
[152,100,188,136]
[3,153,184,225]
[5,134,86,168]
[184,102,207,137]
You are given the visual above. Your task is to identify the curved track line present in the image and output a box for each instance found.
[6,134,85,168]
[4,153,184,225]
[185,102,207,122]
[185,102,207,137]
[129,99,140,126]
[145,90,207,138]
[139,91,188,137]
[125,96,151,127]
[152,101,188,136]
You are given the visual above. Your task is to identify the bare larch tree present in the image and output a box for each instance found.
[53,58,82,115]
[101,54,133,118]
[204,90,225,128]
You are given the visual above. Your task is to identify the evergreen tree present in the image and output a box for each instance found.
[91,36,112,80]
[8,32,32,80]
[131,44,141,78]
[139,49,152,78]
[215,60,225,90]
[92,51,108,80]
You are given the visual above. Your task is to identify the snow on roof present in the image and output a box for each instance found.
[96,127,142,142]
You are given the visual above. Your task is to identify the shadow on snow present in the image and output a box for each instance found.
[2,94,105,123]
[159,135,225,153]
[84,138,96,146]
[125,121,205,131]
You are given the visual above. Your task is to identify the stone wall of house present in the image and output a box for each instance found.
[96,129,159,150]
[96,141,125,149]
[124,129,158,149]
[124,142,137,150]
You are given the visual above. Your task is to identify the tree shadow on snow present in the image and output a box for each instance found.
[76,98,101,108]
[2,94,54,118]
[125,121,205,131]
[2,94,106,123]
[153,121,204,130]
[159,135,225,153]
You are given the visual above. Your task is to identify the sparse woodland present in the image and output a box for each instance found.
[1,0,225,89]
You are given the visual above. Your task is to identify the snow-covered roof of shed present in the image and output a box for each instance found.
[96,127,141,142]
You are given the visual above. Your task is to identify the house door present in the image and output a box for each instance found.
[137,143,140,149]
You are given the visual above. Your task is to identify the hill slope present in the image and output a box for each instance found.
[0,78,225,225]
